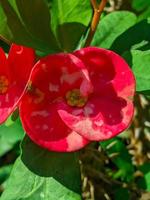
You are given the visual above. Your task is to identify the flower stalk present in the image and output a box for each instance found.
[85,0,107,47]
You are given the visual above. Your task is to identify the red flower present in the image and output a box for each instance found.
[0,44,35,123]
[20,47,135,152]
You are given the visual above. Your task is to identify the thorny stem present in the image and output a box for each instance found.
[85,0,107,47]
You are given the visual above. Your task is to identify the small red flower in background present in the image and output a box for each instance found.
[19,47,135,152]
[0,44,35,123]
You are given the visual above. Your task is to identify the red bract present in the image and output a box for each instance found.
[20,47,135,152]
[0,44,35,123]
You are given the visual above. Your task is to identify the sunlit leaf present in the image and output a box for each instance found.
[50,0,92,51]
[111,18,150,54]
[0,118,24,157]
[123,50,150,93]
[92,11,137,49]
[0,137,82,200]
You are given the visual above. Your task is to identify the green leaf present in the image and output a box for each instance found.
[0,118,24,157]
[123,50,150,93]
[111,18,150,55]
[110,18,150,93]
[138,7,150,22]
[92,11,137,49]
[50,0,92,52]
[1,137,82,200]
[137,163,150,191]
[132,0,150,11]
[0,165,13,185]
[100,138,134,182]
[0,0,60,53]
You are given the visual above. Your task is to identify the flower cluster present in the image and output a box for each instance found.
[0,44,135,152]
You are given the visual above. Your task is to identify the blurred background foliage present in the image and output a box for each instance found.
[0,0,150,200]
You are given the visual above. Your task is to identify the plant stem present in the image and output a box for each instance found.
[85,0,107,47]
[91,0,97,9]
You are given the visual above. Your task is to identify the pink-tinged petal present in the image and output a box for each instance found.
[58,47,135,141]
[0,44,35,123]
[20,95,89,152]
[30,53,93,101]
[74,47,135,100]
[58,96,134,141]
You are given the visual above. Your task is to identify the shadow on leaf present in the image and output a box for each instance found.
[57,22,87,52]
[21,136,81,194]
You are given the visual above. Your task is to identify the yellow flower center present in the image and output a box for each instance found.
[27,81,45,104]
[0,75,9,94]
[66,89,88,107]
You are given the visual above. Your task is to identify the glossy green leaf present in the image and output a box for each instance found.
[92,11,137,49]
[100,137,134,181]
[1,137,82,200]
[111,18,150,55]
[0,0,60,53]
[0,119,24,157]
[123,50,150,93]
[50,0,92,52]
